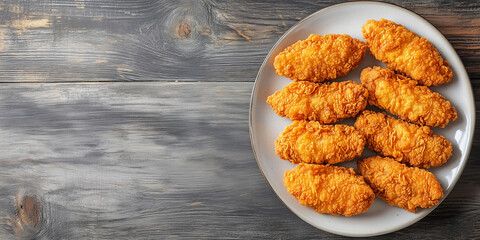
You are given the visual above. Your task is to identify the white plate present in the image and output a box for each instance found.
[249,1,475,237]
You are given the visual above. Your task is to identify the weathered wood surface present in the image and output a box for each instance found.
[0,0,477,239]
[0,0,477,83]
[0,82,477,240]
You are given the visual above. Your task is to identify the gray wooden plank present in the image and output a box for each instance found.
[0,0,477,82]
[0,82,477,239]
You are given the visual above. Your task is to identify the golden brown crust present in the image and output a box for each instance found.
[275,120,365,164]
[267,81,368,124]
[274,34,367,82]
[362,19,452,86]
[284,163,374,216]
[354,110,452,168]
[360,67,457,128]
[357,156,444,212]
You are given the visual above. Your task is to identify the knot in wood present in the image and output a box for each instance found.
[16,195,41,227]
[175,20,192,39]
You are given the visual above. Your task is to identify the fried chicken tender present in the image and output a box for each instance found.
[357,156,444,212]
[274,34,367,82]
[275,120,365,164]
[355,111,452,168]
[362,19,452,86]
[361,67,457,128]
[267,81,368,124]
[284,163,374,216]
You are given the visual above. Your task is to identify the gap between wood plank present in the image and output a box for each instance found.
[0,80,255,84]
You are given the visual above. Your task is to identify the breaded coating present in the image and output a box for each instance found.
[355,111,452,168]
[284,163,374,216]
[274,34,367,82]
[275,120,365,164]
[357,156,444,212]
[362,19,452,86]
[267,81,368,124]
[361,67,457,128]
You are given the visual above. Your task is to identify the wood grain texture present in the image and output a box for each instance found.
[0,0,477,239]
[0,82,477,239]
[0,0,476,82]
[0,82,255,239]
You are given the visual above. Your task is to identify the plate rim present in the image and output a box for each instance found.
[248,1,476,237]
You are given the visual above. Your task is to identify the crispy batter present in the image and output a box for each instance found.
[361,67,457,128]
[362,19,452,86]
[267,81,368,124]
[355,111,452,168]
[357,156,444,212]
[274,34,367,82]
[284,163,374,216]
[275,120,365,164]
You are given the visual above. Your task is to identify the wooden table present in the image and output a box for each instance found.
[0,1,478,239]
